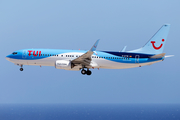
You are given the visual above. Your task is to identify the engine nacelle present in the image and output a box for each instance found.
[55,60,72,70]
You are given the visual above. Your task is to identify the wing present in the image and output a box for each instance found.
[71,39,100,67]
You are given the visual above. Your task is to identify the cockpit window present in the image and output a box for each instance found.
[12,52,18,55]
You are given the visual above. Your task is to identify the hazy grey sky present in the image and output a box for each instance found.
[0,0,180,104]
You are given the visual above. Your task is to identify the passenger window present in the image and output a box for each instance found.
[61,55,63,57]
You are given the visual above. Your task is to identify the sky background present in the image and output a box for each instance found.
[0,0,180,104]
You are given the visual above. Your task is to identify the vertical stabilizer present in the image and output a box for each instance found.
[129,24,170,54]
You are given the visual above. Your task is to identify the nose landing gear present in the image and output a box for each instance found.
[19,65,23,71]
[20,68,23,71]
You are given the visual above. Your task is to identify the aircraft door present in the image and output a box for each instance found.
[135,55,139,63]
[22,50,27,58]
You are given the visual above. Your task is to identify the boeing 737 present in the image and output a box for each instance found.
[6,24,172,75]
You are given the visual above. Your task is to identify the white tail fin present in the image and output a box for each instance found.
[129,24,170,54]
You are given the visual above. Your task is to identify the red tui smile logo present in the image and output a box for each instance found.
[151,39,165,50]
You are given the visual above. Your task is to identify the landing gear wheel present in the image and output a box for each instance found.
[20,68,23,71]
[81,69,86,75]
[86,70,92,75]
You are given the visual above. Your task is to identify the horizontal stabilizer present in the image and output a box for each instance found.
[165,55,174,58]
[150,53,166,59]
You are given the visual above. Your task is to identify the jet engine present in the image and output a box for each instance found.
[55,60,72,70]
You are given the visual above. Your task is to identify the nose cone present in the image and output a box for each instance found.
[6,55,11,61]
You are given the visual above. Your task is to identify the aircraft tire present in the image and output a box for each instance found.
[86,70,92,75]
[20,68,23,71]
[81,69,86,75]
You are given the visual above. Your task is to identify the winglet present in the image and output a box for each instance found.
[89,39,100,52]
[121,46,127,52]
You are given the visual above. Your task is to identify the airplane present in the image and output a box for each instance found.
[6,24,173,75]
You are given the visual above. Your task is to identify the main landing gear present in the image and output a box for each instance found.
[81,69,92,75]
